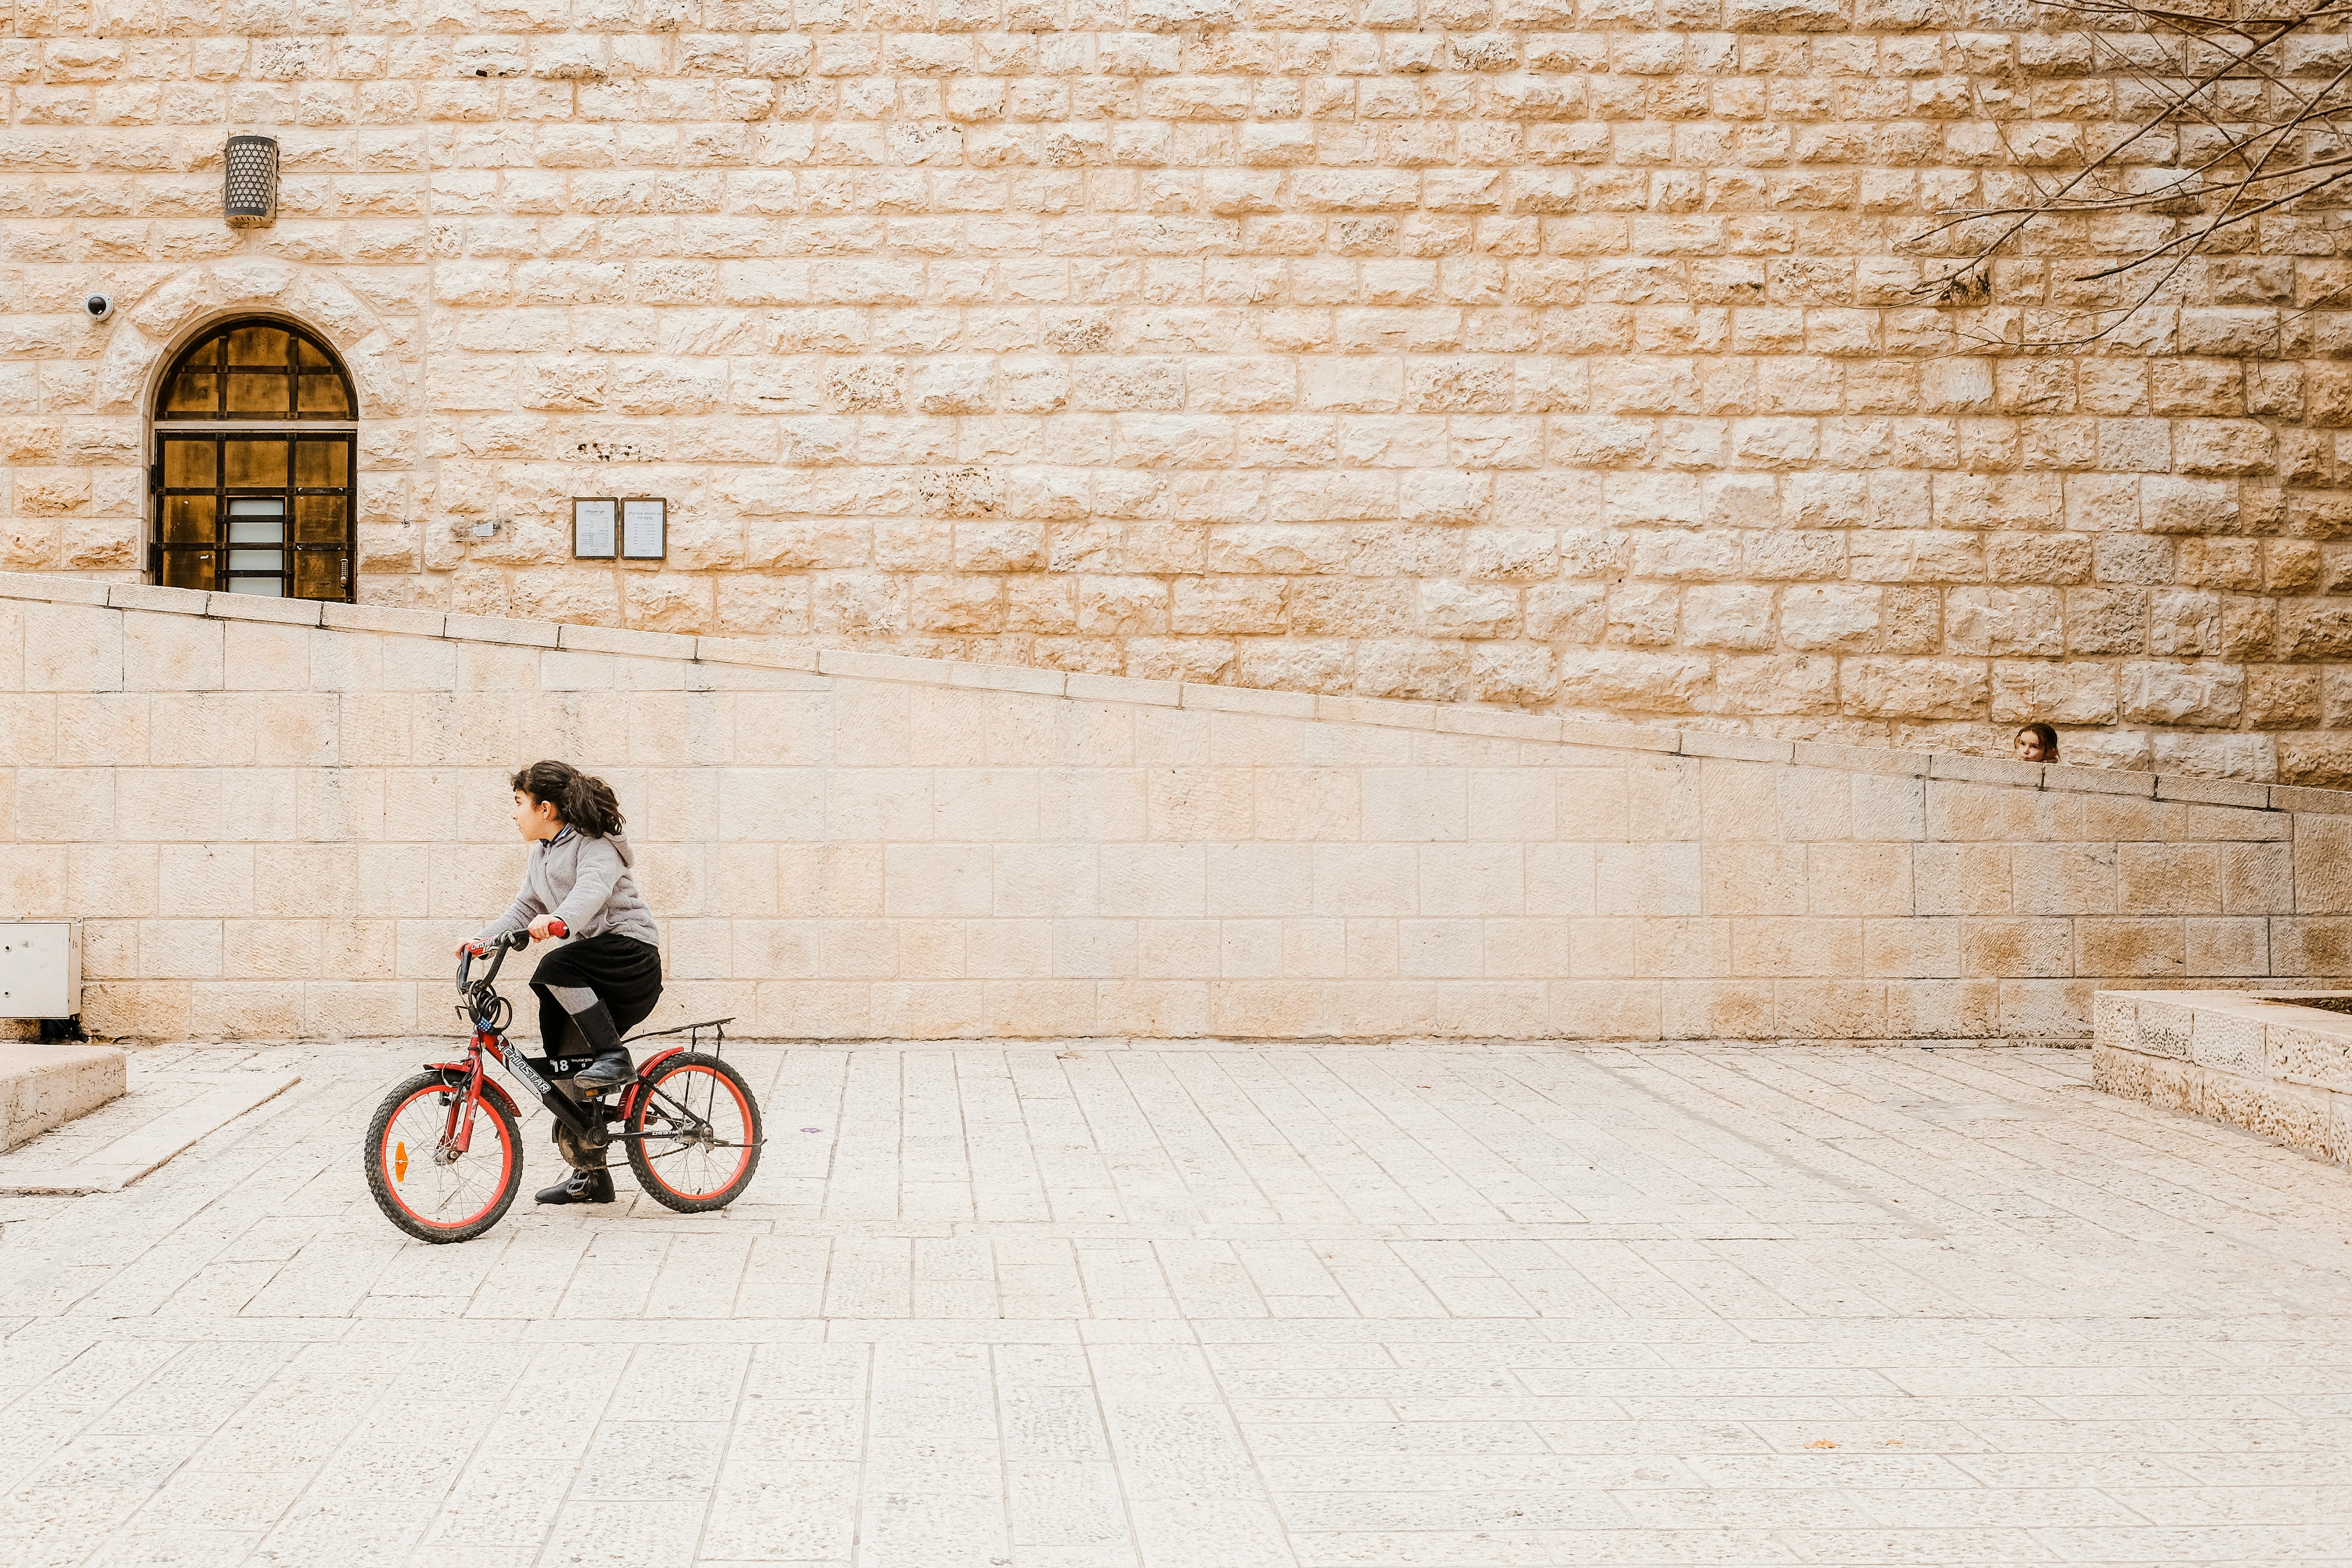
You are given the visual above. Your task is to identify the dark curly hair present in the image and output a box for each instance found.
[512,760,625,838]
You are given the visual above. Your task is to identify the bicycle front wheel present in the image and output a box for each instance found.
[625,1052,762,1213]
[366,1072,523,1243]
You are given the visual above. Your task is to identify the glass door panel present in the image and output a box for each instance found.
[226,498,285,594]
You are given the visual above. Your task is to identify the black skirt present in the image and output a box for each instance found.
[530,933,663,1052]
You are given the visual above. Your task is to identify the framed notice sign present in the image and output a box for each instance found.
[621,497,667,560]
[572,498,616,559]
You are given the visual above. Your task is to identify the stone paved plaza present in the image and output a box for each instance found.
[3,1041,2351,1568]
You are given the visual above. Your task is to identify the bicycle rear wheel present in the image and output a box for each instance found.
[366,1072,523,1243]
[625,1053,762,1213]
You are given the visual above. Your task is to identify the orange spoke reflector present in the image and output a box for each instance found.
[394,1141,408,1181]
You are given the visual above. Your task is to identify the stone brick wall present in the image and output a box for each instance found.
[5,571,2350,1044]
[6,4,2352,780]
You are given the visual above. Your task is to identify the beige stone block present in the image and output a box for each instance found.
[1660,980,1776,1040]
[323,602,446,639]
[1205,843,1313,918]
[1149,769,1253,840]
[731,920,818,980]
[814,919,901,980]
[1398,920,1480,979]
[2077,918,2185,980]
[157,845,255,919]
[140,919,223,980]
[123,613,222,691]
[20,769,114,841]
[2117,843,2221,915]
[735,693,833,766]
[883,845,992,918]
[80,981,190,1041]
[188,981,306,1040]
[867,981,987,1040]
[208,594,320,629]
[2187,1009,2267,1074]
[1635,917,1731,979]
[1282,918,1345,978]
[2219,841,2293,914]
[959,921,1054,982]
[754,980,872,1040]
[1096,980,1210,1037]
[25,602,121,692]
[1961,918,2075,979]
[217,770,302,842]
[1209,980,1317,1037]
[1806,842,1914,917]
[1252,769,1361,841]
[1775,980,1886,1039]
[1418,844,1523,918]
[2267,1018,2352,1093]
[1923,781,2042,844]
[2014,843,2118,916]
[1594,842,1702,918]
[1776,768,1852,843]
[1864,918,1962,978]
[2186,918,2268,977]
[1624,754,1702,842]
[149,694,257,766]
[719,768,825,841]
[1480,919,1570,979]
[1466,768,1555,843]
[992,982,1101,1043]
[1703,843,1808,917]
[826,770,933,841]
[778,844,882,919]
[1698,759,1781,841]
[68,844,157,918]
[1309,844,1415,919]
[1361,767,1467,842]
[1101,845,1208,920]
[993,845,1098,918]
[1732,918,1862,978]
[1525,843,1597,918]
[936,768,1041,841]
[223,620,310,691]
[0,846,69,917]
[1138,919,1220,978]
[895,920,964,980]
[1550,768,1630,841]
[1546,980,1661,1041]
[1041,770,1148,843]
[1852,773,1927,842]
[1886,980,2002,1039]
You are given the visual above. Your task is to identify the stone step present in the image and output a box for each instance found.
[0,1043,126,1152]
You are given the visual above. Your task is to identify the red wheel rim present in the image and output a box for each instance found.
[637,1064,753,1201]
[378,1086,512,1231]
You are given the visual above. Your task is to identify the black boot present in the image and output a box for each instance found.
[574,1051,634,1090]
[535,1167,615,1205]
[559,994,634,1090]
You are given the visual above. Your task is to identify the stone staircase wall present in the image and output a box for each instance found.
[5,572,2351,1043]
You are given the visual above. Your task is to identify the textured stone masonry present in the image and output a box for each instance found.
[2095,987,2352,1169]
[9,4,2352,778]
[5,569,2352,1042]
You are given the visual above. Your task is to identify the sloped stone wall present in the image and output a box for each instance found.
[7,5,2352,778]
[4,572,2349,1043]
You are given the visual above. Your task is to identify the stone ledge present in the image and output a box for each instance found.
[0,1042,127,1152]
[2095,989,2352,1167]
[0,570,2336,817]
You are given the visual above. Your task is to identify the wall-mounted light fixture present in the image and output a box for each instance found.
[224,135,278,228]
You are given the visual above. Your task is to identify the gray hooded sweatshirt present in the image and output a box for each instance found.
[472,827,661,949]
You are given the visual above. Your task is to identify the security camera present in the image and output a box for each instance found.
[85,294,113,321]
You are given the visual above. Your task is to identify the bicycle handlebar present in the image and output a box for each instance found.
[453,919,569,992]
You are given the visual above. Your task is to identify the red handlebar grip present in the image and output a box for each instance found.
[546,918,567,939]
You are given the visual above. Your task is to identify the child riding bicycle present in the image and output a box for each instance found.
[456,760,662,1207]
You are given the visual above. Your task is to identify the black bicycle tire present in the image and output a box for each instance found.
[364,1072,524,1244]
[625,1053,762,1213]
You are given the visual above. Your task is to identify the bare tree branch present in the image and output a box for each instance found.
[1911,0,2352,343]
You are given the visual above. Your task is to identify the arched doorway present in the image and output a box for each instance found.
[150,318,356,600]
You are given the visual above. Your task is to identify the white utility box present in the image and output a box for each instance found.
[0,923,80,1018]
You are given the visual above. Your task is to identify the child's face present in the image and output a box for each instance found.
[512,790,562,842]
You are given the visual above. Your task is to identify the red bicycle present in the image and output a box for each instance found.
[365,925,764,1243]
